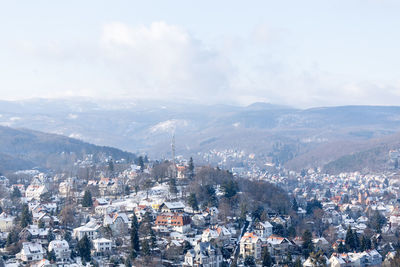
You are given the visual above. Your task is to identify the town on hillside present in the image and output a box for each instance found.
[1,154,400,267]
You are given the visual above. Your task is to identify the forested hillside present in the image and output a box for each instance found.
[0,126,136,173]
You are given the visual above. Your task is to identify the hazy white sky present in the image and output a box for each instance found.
[1,0,400,107]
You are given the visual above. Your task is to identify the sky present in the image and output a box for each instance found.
[1,0,400,108]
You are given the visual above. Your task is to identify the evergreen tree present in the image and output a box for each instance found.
[345,226,356,251]
[149,227,156,247]
[108,159,114,173]
[369,210,386,233]
[11,187,22,198]
[302,230,314,258]
[82,190,93,207]
[137,156,145,172]
[187,193,199,211]
[338,241,346,253]
[205,184,218,207]
[141,239,150,256]
[125,185,130,196]
[64,231,72,242]
[77,234,92,262]
[292,197,298,212]
[262,246,273,267]
[360,235,372,251]
[306,199,322,215]
[188,157,194,179]
[6,229,19,247]
[222,180,238,199]
[130,213,140,257]
[47,231,55,242]
[288,226,296,238]
[183,241,192,254]
[47,249,57,263]
[20,203,32,227]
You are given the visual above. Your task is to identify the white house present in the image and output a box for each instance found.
[17,242,45,263]
[202,226,231,245]
[92,238,112,256]
[73,220,100,240]
[103,212,130,235]
[253,221,273,238]
[48,239,71,264]
[25,185,48,200]
[0,212,15,232]
[329,250,382,267]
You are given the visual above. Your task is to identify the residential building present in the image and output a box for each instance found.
[17,242,45,263]
[184,242,223,267]
[240,232,262,260]
[48,239,71,264]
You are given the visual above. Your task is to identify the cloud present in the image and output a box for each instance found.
[99,21,234,103]
[8,21,400,108]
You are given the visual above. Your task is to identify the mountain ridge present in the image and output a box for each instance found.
[1,98,400,173]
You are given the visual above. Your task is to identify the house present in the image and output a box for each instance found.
[103,212,130,235]
[0,212,15,232]
[25,185,48,200]
[94,198,110,207]
[184,242,223,267]
[92,238,112,256]
[253,221,273,238]
[155,213,191,233]
[73,220,100,240]
[48,239,71,264]
[265,235,294,261]
[159,202,185,213]
[35,213,53,227]
[329,250,382,267]
[95,204,114,216]
[177,165,187,179]
[240,232,262,260]
[98,178,123,195]
[201,226,231,245]
[303,255,330,266]
[312,237,330,251]
[19,225,49,245]
[17,242,45,263]
[58,182,72,197]
[203,207,219,225]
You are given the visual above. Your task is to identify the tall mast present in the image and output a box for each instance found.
[171,132,176,177]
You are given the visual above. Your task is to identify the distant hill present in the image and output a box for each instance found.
[0,126,136,173]
[1,99,400,173]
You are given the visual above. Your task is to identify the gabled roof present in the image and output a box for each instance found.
[161,202,185,210]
